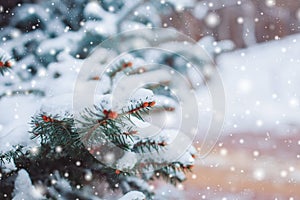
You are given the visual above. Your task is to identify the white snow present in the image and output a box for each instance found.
[116,152,138,170]
[118,191,145,200]
[83,2,104,20]
[193,3,209,20]
[13,169,44,200]
[197,34,300,138]
[0,96,40,154]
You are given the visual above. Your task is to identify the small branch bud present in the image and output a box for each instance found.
[42,115,50,122]
[122,62,132,68]
[158,141,167,146]
[142,102,149,108]
[108,111,118,119]
[5,61,12,67]
[149,101,156,107]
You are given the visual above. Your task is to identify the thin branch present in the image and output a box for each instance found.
[0,89,45,100]
[116,0,149,33]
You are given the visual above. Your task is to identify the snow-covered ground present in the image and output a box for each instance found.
[209,33,300,138]
[183,33,300,200]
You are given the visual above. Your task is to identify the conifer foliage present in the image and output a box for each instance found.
[0,54,196,199]
[0,50,13,75]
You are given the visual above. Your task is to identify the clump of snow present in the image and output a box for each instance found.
[167,0,195,10]
[116,152,138,170]
[118,191,145,200]
[0,96,41,154]
[193,2,209,20]
[13,169,44,200]
[128,88,154,105]
[197,35,235,56]
[83,1,103,20]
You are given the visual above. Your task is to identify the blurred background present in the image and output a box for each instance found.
[2,0,300,47]
[1,0,300,199]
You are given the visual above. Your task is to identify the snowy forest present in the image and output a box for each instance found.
[1,0,300,199]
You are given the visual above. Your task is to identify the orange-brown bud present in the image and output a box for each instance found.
[108,111,118,119]
[42,115,49,122]
[158,141,167,146]
[91,76,100,80]
[122,62,133,68]
[126,62,133,67]
[149,101,156,107]
[142,102,149,108]
[188,165,194,169]
[5,61,12,67]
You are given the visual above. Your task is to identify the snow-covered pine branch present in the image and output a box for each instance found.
[0,56,196,199]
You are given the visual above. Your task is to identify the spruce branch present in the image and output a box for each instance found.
[132,139,167,153]
[0,145,25,165]
[0,104,194,199]
[0,112,126,199]
[29,113,83,158]
[0,58,196,199]
[0,53,13,76]
[78,100,157,152]
[107,60,133,78]
[127,67,147,75]
[146,161,194,186]
[77,105,133,150]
